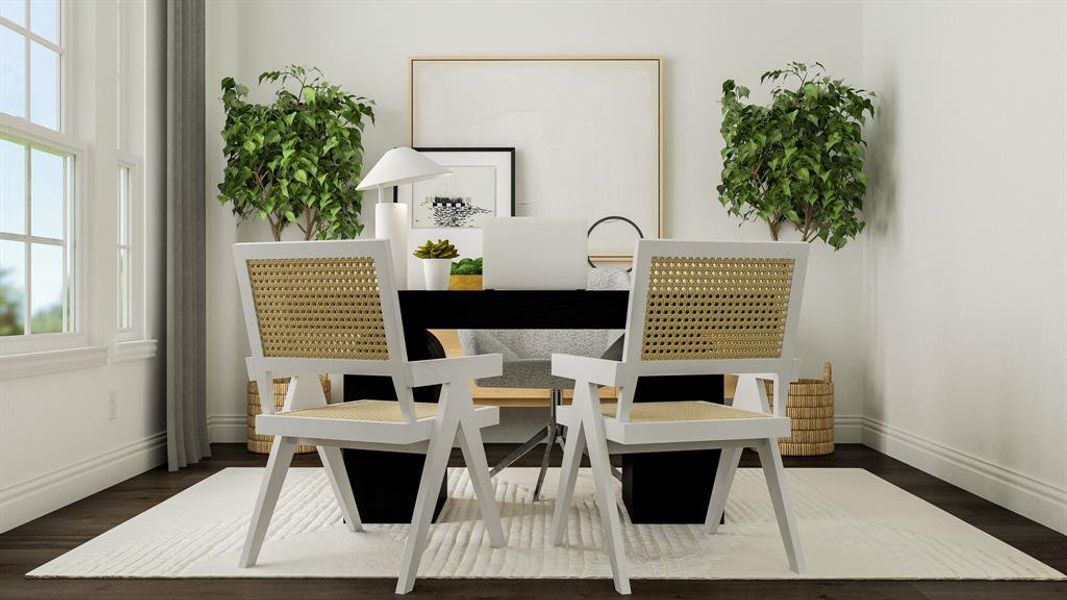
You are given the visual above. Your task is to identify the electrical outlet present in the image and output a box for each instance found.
[108,391,118,421]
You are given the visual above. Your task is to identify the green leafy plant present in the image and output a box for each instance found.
[413,239,459,260]
[717,62,875,249]
[218,65,375,241]
[450,257,483,275]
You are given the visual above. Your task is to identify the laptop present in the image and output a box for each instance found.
[482,217,587,290]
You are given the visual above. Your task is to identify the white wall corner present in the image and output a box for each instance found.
[861,417,1067,536]
[0,431,166,533]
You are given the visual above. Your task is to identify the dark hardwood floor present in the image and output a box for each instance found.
[1,443,1064,599]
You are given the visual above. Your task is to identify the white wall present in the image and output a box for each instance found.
[204,0,869,442]
[862,1,1067,533]
[0,1,166,533]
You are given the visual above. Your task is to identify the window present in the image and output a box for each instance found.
[1,1,78,342]
[116,163,131,331]
[0,136,74,336]
[114,0,144,340]
[1,0,63,130]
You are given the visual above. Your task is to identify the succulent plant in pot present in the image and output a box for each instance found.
[413,239,459,290]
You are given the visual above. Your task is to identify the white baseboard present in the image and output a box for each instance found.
[861,416,1067,535]
[834,415,863,443]
[0,431,166,533]
[207,414,247,443]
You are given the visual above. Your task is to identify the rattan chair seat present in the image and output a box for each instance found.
[601,400,769,423]
[280,400,437,423]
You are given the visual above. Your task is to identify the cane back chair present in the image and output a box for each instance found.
[550,240,809,594]
[233,240,506,594]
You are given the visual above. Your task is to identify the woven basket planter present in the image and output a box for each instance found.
[448,274,483,290]
[764,362,835,456]
[246,375,331,455]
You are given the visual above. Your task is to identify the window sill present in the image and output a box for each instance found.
[110,339,158,363]
[0,346,109,381]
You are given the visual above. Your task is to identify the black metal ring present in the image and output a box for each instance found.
[587,216,644,270]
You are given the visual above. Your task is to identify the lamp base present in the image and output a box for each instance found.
[374,202,408,289]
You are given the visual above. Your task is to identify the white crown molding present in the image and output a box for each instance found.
[0,431,166,533]
[0,345,109,380]
[110,339,159,363]
[861,417,1067,536]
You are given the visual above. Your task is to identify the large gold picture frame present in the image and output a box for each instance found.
[408,57,663,261]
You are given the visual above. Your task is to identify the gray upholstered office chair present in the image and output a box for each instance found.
[458,267,630,500]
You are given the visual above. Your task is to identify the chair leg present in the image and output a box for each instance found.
[756,438,806,574]
[576,384,630,595]
[317,445,362,532]
[396,419,459,595]
[705,446,743,533]
[550,421,586,545]
[239,436,297,568]
[458,419,507,548]
[532,420,557,501]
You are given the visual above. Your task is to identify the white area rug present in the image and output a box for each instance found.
[28,467,1064,580]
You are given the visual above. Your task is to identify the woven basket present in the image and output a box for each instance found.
[765,362,835,456]
[449,274,483,290]
[246,375,331,455]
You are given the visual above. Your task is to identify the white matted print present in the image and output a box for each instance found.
[410,58,661,259]
[412,165,497,229]
[397,148,514,288]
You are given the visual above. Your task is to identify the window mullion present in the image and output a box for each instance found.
[23,17,30,125]
[22,138,30,335]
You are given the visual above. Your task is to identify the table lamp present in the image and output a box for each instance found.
[357,147,451,288]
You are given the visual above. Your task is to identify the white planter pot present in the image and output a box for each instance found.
[421,259,452,290]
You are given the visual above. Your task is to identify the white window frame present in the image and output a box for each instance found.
[0,114,87,355]
[0,2,85,355]
[115,153,143,341]
[0,0,67,131]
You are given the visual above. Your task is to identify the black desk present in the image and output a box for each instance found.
[343,290,724,524]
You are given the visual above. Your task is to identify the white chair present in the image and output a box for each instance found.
[549,240,809,594]
[233,240,506,595]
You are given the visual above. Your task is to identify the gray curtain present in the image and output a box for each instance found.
[166,0,209,471]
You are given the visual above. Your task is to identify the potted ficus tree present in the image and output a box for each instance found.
[217,65,373,455]
[218,65,375,240]
[718,61,874,249]
[716,61,875,456]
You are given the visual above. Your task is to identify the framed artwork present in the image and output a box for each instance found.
[409,57,662,260]
[396,147,514,288]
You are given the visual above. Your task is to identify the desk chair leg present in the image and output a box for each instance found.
[490,426,549,477]
[532,388,564,500]
[240,436,297,568]
[705,446,743,533]
[550,420,586,545]
[577,383,631,595]
[397,414,460,594]
[756,438,806,574]
[317,446,362,532]
[458,419,507,548]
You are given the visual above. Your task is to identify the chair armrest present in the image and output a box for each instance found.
[407,354,503,387]
[551,353,622,387]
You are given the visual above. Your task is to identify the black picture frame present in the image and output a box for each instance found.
[393,147,515,223]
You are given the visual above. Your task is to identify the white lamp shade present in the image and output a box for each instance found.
[356,147,451,190]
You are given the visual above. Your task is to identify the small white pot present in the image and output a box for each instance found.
[421,258,452,290]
